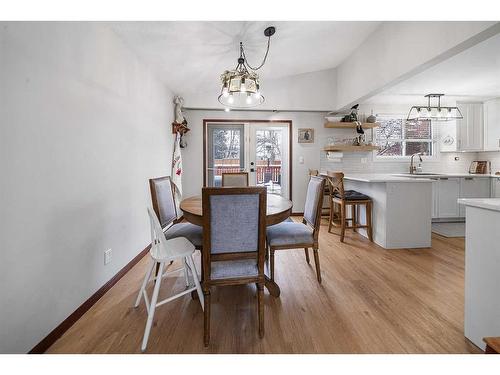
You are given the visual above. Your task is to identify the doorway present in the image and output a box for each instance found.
[203,120,292,200]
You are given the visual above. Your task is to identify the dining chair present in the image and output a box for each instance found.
[201,186,267,347]
[134,208,204,352]
[266,175,325,283]
[221,172,249,187]
[149,176,202,250]
[326,171,373,243]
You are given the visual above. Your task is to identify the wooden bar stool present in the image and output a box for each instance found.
[325,171,373,243]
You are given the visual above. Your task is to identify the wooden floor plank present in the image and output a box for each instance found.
[46,219,480,354]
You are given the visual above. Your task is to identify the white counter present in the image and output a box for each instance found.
[328,174,433,249]
[459,199,500,349]
[343,173,433,183]
[458,198,500,212]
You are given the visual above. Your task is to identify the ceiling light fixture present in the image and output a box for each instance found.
[218,26,276,109]
[407,94,463,122]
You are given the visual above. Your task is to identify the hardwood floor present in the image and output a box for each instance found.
[47,219,480,354]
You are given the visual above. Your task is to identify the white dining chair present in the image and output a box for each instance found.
[134,207,204,352]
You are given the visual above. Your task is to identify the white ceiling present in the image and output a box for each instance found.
[108,21,381,95]
[365,32,500,105]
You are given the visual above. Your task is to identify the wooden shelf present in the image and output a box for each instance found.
[324,122,378,129]
[323,144,380,152]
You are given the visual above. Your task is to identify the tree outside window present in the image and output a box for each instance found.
[376,116,433,157]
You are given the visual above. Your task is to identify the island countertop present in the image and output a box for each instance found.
[458,198,500,212]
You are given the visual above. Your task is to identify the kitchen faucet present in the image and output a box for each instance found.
[409,152,424,174]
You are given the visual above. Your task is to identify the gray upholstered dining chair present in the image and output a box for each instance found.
[221,172,249,187]
[201,186,267,347]
[149,176,202,250]
[266,175,326,283]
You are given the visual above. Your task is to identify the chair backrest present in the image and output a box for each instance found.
[149,176,177,229]
[222,172,249,187]
[147,207,174,260]
[303,176,326,237]
[326,171,345,200]
[201,187,267,281]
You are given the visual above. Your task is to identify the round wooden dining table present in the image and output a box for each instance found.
[180,193,293,297]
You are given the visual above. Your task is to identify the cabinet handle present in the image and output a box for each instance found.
[465,177,473,180]
[440,177,449,180]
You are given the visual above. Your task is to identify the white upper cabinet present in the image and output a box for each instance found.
[483,98,500,151]
[456,102,484,151]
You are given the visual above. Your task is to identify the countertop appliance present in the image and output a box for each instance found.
[469,161,491,174]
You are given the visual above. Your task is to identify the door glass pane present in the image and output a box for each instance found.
[255,129,282,195]
[207,126,244,187]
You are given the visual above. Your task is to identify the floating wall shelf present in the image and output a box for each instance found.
[323,144,380,152]
[324,122,378,129]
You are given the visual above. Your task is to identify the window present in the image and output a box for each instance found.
[375,116,434,158]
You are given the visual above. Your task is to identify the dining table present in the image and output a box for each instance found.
[180,193,293,297]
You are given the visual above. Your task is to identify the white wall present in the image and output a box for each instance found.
[0,22,174,353]
[336,22,500,109]
[183,109,328,213]
[184,68,337,111]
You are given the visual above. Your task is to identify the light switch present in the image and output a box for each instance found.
[299,156,304,164]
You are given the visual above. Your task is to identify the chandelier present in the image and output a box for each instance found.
[218,26,276,109]
[407,94,463,122]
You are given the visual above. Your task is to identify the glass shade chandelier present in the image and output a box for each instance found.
[218,26,275,109]
[407,94,463,121]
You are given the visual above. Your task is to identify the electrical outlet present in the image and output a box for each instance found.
[361,158,367,164]
[104,249,112,265]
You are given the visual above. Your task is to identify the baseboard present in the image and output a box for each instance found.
[28,244,151,354]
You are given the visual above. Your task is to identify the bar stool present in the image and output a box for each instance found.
[326,171,373,243]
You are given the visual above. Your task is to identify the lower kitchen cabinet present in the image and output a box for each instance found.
[432,177,492,219]
[436,178,461,218]
[459,177,491,216]
[491,177,500,198]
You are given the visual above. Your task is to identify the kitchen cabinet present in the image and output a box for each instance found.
[456,102,483,151]
[431,179,439,219]
[483,99,500,151]
[436,177,461,218]
[459,177,491,216]
[492,177,500,198]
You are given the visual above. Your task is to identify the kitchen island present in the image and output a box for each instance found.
[329,173,433,249]
[458,198,500,350]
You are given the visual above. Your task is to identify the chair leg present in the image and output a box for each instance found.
[257,282,264,338]
[141,261,164,352]
[351,205,357,232]
[135,259,155,308]
[183,258,190,287]
[340,203,346,242]
[313,247,322,283]
[304,248,310,264]
[186,255,204,309]
[328,198,334,233]
[270,249,275,281]
[203,289,211,347]
[366,201,373,242]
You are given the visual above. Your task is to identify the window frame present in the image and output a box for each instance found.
[373,114,440,163]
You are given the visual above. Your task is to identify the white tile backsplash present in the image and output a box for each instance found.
[320,151,479,174]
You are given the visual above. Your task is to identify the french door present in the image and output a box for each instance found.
[205,121,290,199]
